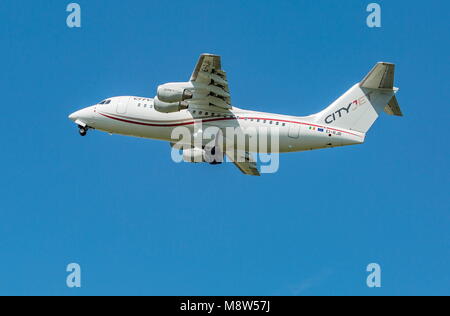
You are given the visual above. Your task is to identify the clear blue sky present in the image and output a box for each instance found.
[0,0,449,296]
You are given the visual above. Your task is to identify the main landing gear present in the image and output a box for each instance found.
[78,126,88,136]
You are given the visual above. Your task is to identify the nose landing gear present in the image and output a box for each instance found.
[78,126,88,136]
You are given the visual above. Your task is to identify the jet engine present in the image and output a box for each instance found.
[157,83,193,103]
[154,97,189,113]
[182,147,206,163]
[154,83,193,113]
[182,147,224,164]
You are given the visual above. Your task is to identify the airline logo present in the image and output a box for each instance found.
[325,96,367,124]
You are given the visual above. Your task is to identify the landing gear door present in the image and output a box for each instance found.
[116,97,130,114]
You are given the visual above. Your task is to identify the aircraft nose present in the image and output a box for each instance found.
[68,106,95,122]
[68,111,78,121]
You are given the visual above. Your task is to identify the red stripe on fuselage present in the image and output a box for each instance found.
[98,112,362,138]
[99,112,233,127]
[242,116,362,137]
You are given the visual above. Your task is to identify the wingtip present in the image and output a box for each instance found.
[378,61,395,66]
[201,53,220,57]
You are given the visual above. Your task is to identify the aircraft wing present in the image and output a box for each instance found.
[189,54,232,110]
[226,150,261,176]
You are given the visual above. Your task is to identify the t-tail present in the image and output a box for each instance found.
[313,63,403,135]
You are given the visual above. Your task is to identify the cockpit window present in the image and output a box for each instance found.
[99,100,111,105]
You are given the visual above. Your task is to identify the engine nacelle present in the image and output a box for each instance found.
[157,83,193,103]
[182,147,206,163]
[154,97,188,113]
[181,147,224,164]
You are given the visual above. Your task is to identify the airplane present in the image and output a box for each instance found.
[68,54,403,176]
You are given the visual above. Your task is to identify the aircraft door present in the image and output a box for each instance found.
[116,97,130,114]
[288,123,300,138]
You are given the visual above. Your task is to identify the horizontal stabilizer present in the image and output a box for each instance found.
[360,62,395,89]
[384,95,403,116]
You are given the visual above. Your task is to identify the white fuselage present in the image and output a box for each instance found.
[69,96,365,153]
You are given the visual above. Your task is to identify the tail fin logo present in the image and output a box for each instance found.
[324,96,367,124]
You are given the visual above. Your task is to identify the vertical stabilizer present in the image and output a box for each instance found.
[312,63,402,133]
